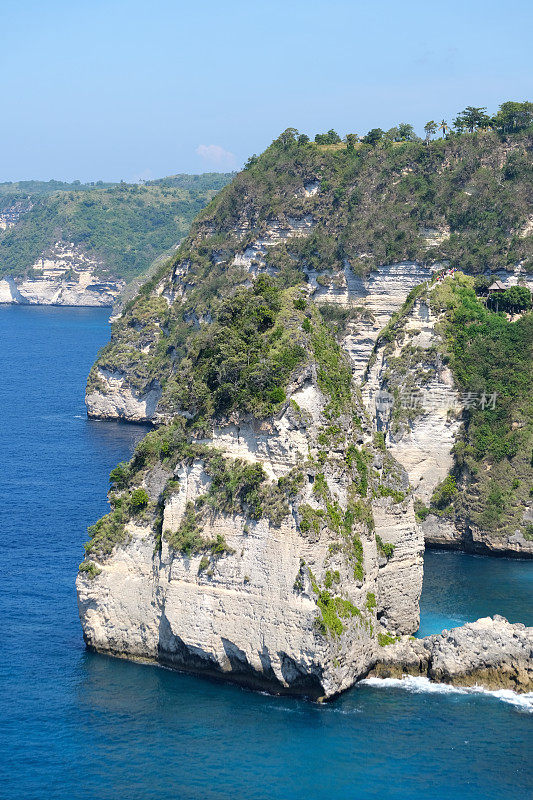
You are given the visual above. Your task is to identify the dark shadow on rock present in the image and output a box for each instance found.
[279,651,324,698]
[221,637,251,672]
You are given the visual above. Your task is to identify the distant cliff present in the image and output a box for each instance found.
[0,173,233,306]
[78,127,532,697]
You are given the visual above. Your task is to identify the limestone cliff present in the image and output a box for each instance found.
[0,275,121,307]
[78,129,532,697]
[78,293,424,698]
[85,259,437,423]
[0,242,122,307]
[0,173,234,301]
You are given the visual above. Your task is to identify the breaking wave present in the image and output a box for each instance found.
[361,675,533,713]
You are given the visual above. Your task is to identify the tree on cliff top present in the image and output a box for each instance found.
[276,128,299,147]
[492,101,533,133]
[424,120,437,143]
[361,128,384,146]
[315,130,342,145]
[454,106,491,133]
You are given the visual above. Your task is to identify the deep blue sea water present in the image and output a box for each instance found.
[0,305,531,800]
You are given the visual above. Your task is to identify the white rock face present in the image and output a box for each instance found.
[360,289,533,557]
[201,395,314,481]
[78,508,364,698]
[78,381,423,699]
[86,369,163,423]
[419,513,533,557]
[231,215,315,275]
[85,261,436,423]
[0,277,24,303]
[373,498,423,633]
[359,295,469,556]
[303,181,320,197]
[0,241,122,306]
[0,276,120,306]
[491,266,533,289]
[314,261,436,380]
[364,299,462,503]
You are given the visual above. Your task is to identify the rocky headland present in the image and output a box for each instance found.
[0,173,234,307]
[0,275,121,307]
[77,128,533,699]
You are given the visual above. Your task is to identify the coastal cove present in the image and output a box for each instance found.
[0,305,531,800]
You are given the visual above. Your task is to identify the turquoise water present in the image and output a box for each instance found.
[418,549,533,637]
[0,305,531,800]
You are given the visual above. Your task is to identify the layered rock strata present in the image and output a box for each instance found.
[363,296,461,504]
[86,370,163,424]
[0,274,120,307]
[362,280,533,558]
[78,135,533,698]
[0,241,122,306]
[78,368,424,700]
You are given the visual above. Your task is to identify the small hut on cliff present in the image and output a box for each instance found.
[488,280,506,295]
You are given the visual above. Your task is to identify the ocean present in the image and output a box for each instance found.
[0,305,530,800]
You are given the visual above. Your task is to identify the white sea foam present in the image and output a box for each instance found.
[361,675,533,713]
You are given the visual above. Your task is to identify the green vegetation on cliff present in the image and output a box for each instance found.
[84,110,532,564]
[202,121,532,276]
[161,277,307,419]
[307,567,363,637]
[368,268,532,545]
[82,416,310,560]
[90,121,532,418]
[0,173,233,281]
[90,271,357,425]
[430,275,533,538]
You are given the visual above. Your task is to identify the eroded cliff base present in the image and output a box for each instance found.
[81,614,533,700]
[422,517,533,559]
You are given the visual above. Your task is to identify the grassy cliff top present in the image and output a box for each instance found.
[186,127,532,276]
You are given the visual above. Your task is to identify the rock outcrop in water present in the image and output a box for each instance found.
[370,616,533,693]
[78,128,533,697]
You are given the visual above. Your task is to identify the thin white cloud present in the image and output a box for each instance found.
[196,144,236,168]
[132,168,153,183]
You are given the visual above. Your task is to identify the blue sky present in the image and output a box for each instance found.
[1,0,531,182]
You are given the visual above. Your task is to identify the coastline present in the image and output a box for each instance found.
[0,275,121,308]
[2,303,530,800]
[424,537,533,560]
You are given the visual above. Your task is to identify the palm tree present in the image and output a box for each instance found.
[439,120,449,137]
